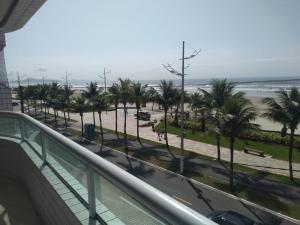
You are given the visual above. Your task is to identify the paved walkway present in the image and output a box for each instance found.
[54,104,300,178]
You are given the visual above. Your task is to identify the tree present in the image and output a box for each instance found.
[221,95,257,191]
[37,84,48,113]
[39,84,49,122]
[71,96,89,137]
[173,89,181,125]
[157,80,176,150]
[48,82,60,125]
[83,82,98,126]
[189,92,211,132]
[54,94,68,128]
[131,82,148,140]
[147,87,158,111]
[108,83,120,136]
[118,78,132,151]
[263,88,300,180]
[63,84,74,120]
[23,86,33,113]
[94,93,108,151]
[201,79,240,161]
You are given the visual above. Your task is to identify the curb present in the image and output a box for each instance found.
[105,147,300,225]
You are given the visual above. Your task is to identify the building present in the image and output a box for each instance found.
[0,0,45,110]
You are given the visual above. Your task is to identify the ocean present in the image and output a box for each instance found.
[15,76,300,98]
[70,76,300,98]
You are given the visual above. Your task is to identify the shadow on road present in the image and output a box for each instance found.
[186,180,214,211]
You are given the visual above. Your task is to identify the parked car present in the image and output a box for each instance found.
[134,111,151,121]
[208,210,263,225]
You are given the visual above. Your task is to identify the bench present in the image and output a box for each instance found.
[244,147,265,157]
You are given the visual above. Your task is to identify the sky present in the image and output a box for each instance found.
[4,0,300,82]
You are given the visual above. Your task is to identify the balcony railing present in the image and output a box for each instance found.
[0,111,216,225]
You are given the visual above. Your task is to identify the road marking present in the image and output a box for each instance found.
[106,147,300,225]
[172,195,192,206]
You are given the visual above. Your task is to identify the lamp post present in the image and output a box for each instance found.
[163,42,201,173]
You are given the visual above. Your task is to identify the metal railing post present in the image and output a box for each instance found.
[87,166,96,218]
[41,132,47,164]
[19,118,25,140]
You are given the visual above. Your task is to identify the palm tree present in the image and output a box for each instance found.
[147,87,158,111]
[173,89,181,125]
[118,78,132,151]
[71,96,88,137]
[57,95,68,128]
[82,82,98,126]
[263,88,300,180]
[31,85,39,117]
[48,82,60,125]
[40,84,49,122]
[201,79,239,161]
[221,95,257,191]
[189,92,211,132]
[108,83,120,136]
[23,86,33,113]
[131,82,148,140]
[157,80,176,150]
[94,93,108,151]
[63,84,74,120]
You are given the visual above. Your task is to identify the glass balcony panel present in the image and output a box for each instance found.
[44,135,88,191]
[21,119,42,156]
[0,116,21,138]
[94,174,167,225]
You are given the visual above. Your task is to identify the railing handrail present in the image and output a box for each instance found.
[0,111,216,225]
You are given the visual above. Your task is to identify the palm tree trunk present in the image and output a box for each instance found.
[80,113,84,137]
[152,101,154,111]
[98,112,104,151]
[216,117,221,161]
[115,104,118,137]
[164,109,169,149]
[27,100,30,113]
[93,111,96,126]
[124,105,128,152]
[63,111,67,128]
[230,136,235,191]
[40,100,43,112]
[289,129,295,180]
[136,108,140,140]
[68,111,70,120]
[34,100,37,117]
[201,112,205,132]
[44,104,47,122]
[54,109,57,126]
[174,105,179,125]
[217,133,221,161]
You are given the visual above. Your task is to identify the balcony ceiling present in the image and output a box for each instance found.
[0,0,45,33]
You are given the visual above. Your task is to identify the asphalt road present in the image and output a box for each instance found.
[79,142,299,225]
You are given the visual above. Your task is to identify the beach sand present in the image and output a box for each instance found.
[247,96,300,135]
[70,88,300,134]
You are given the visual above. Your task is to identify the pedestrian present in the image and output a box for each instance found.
[161,129,165,140]
[157,130,160,139]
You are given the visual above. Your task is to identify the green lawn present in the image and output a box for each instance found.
[154,121,300,163]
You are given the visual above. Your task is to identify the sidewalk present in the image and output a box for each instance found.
[56,106,300,178]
